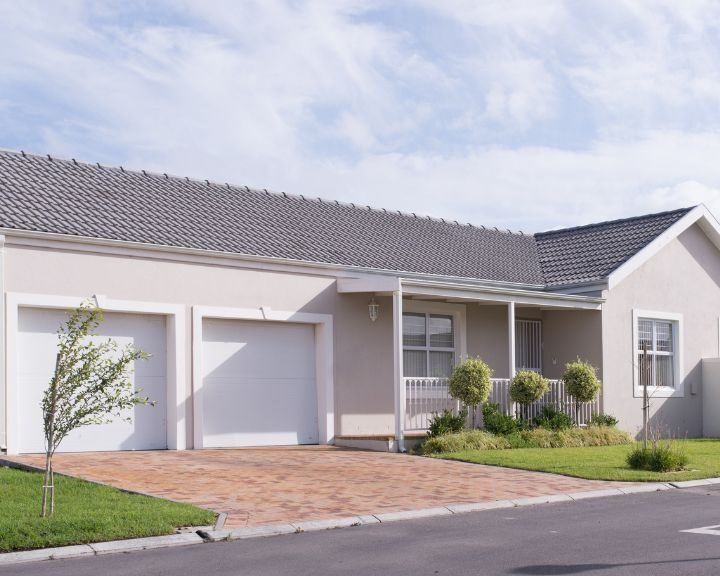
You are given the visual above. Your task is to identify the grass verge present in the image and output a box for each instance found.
[0,466,216,552]
[434,438,720,482]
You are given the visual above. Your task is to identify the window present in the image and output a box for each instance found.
[637,318,676,388]
[403,313,455,378]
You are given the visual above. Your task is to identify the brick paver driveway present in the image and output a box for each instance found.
[8,447,622,529]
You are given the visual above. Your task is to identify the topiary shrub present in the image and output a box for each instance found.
[627,441,688,472]
[563,358,601,424]
[510,370,550,420]
[427,409,467,438]
[533,405,574,431]
[448,358,493,427]
[482,402,518,435]
[588,413,619,427]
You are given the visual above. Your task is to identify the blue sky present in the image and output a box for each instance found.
[1,1,720,231]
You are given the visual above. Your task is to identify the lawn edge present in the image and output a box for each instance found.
[3,479,715,565]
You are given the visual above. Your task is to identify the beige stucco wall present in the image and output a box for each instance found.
[334,294,395,435]
[602,224,720,437]
[541,310,602,381]
[466,304,511,378]
[3,244,342,446]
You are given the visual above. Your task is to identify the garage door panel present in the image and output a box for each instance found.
[17,308,167,453]
[202,319,319,448]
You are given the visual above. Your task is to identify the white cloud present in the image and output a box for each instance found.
[1,1,720,232]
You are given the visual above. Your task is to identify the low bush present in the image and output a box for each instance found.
[420,426,632,454]
[588,414,619,427]
[482,402,519,435]
[627,442,689,472]
[427,409,466,438]
[534,405,575,431]
[420,430,511,454]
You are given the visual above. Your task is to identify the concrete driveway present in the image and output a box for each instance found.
[6,447,622,529]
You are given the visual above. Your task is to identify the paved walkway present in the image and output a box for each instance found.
[7,447,624,529]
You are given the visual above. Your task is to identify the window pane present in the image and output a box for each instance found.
[638,352,652,387]
[655,321,673,353]
[403,313,426,347]
[638,319,653,351]
[656,355,674,387]
[429,351,454,378]
[429,315,454,348]
[403,350,427,377]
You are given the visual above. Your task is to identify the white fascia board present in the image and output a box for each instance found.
[608,205,720,290]
[400,279,603,310]
[336,276,401,294]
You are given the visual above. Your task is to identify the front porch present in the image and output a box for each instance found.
[337,276,604,450]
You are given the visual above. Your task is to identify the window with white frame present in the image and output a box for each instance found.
[403,313,455,378]
[637,317,676,388]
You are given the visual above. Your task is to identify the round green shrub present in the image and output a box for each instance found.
[427,409,467,438]
[448,358,493,408]
[509,370,550,405]
[588,413,618,427]
[626,442,688,472]
[562,359,601,403]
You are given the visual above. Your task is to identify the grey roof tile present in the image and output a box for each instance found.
[0,150,543,285]
[535,207,693,286]
[0,150,694,289]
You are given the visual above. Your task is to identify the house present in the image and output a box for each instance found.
[0,149,718,454]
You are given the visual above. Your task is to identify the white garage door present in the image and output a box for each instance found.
[17,308,167,453]
[202,319,318,447]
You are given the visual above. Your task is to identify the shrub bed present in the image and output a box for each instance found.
[420,425,632,454]
[627,442,688,472]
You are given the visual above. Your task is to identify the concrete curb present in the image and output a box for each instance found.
[2,476,718,565]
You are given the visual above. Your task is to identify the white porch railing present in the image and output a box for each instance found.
[404,377,600,431]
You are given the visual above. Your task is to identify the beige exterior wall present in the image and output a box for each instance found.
[3,244,339,446]
[602,224,720,437]
[541,310,602,381]
[466,304,511,378]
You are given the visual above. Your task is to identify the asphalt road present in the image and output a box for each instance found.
[6,486,720,576]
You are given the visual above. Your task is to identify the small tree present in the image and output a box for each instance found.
[562,358,601,425]
[448,357,493,428]
[509,370,550,421]
[41,302,153,517]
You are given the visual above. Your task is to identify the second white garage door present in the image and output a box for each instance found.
[201,318,319,447]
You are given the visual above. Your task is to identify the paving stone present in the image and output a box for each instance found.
[90,533,203,555]
[375,507,453,523]
[228,525,297,540]
[293,517,362,532]
[4,448,636,530]
[512,494,574,506]
[445,500,516,514]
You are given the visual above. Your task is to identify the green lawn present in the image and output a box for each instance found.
[435,438,720,482]
[0,466,216,552]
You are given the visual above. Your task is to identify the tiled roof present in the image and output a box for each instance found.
[535,207,693,287]
[0,150,543,285]
[0,150,694,289]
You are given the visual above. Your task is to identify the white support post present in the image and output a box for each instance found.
[393,289,405,453]
[0,235,5,450]
[508,301,516,379]
[508,301,516,419]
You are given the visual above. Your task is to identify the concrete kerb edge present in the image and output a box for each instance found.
[2,476,718,565]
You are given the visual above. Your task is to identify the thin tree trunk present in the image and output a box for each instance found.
[41,354,60,518]
[41,452,51,517]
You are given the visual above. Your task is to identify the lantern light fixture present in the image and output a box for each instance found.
[368,297,380,322]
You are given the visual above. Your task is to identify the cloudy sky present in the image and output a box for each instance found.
[1,1,720,231]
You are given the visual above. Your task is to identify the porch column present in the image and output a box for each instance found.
[393,289,405,452]
[508,301,516,379]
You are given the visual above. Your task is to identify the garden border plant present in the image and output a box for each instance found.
[562,358,601,425]
[509,370,550,422]
[448,357,492,428]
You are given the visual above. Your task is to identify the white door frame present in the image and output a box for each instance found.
[5,292,187,454]
[192,305,334,449]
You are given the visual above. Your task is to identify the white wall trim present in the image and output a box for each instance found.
[4,292,187,454]
[631,308,684,399]
[609,206,720,290]
[191,305,334,449]
[392,291,405,452]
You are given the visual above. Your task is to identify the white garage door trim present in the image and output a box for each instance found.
[4,292,187,455]
[192,305,334,449]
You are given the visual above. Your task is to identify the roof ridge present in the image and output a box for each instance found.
[0,148,528,236]
[534,206,696,237]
